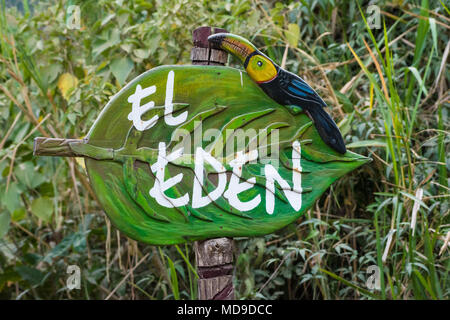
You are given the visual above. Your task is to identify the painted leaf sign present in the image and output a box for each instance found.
[82,65,368,245]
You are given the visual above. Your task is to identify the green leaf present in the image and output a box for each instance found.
[399,191,429,210]
[2,183,21,213]
[175,244,198,278]
[320,268,381,299]
[92,29,121,58]
[166,254,180,300]
[15,265,46,287]
[335,91,353,113]
[429,18,437,53]
[42,214,93,263]
[40,63,62,85]
[285,23,300,48]
[0,212,11,238]
[43,235,73,263]
[347,140,387,148]
[67,112,77,125]
[110,57,134,86]
[11,208,26,222]
[133,49,150,60]
[337,112,354,136]
[30,197,53,222]
[101,13,116,27]
[13,122,30,143]
[15,162,46,189]
[407,67,428,96]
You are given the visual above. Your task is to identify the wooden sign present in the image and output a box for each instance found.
[34,64,369,245]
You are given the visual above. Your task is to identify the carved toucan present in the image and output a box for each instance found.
[208,33,346,154]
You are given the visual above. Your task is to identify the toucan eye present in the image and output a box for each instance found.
[257,61,263,67]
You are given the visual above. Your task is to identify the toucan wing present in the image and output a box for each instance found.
[279,72,347,154]
[281,74,327,109]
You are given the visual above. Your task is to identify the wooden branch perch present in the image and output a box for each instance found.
[33,137,113,160]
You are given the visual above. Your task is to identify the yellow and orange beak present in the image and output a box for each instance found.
[208,33,279,84]
[208,33,258,65]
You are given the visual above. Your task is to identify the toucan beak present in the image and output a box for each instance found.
[208,33,258,64]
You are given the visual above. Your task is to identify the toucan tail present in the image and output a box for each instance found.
[305,106,346,154]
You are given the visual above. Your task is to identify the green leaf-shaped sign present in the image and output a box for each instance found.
[70,65,368,245]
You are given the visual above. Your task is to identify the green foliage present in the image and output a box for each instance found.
[0,0,448,300]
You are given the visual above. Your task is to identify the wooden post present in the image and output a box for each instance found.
[191,26,234,300]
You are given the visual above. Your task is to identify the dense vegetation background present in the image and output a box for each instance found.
[0,0,448,300]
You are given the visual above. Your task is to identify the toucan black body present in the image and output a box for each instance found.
[258,68,346,154]
[208,33,347,154]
